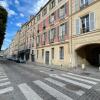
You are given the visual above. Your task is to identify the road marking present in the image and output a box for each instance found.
[0,78,9,82]
[61,74,97,85]
[45,78,66,87]
[50,74,92,89]
[75,90,84,96]
[34,80,73,100]
[0,81,11,87]
[45,78,84,96]
[0,87,13,95]
[68,73,100,82]
[18,83,43,100]
[40,71,50,75]
[0,75,7,78]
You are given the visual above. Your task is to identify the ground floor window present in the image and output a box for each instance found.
[59,46,64,59]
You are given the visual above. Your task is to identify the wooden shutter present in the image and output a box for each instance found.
[89,12,95,31]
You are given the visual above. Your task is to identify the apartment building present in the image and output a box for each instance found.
[33,0,100,68]
[34,0,69,67]
[7,0,100,69]
[71,0,100,67]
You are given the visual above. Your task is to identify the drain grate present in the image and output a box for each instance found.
[64,83,82,91]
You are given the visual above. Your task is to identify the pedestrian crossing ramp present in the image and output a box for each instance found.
[18,72,100,100]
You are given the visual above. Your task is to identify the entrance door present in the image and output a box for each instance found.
[45,51,49,64]
[31,55,34,62]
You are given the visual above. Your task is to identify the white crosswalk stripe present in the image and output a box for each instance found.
[0,67,14,95]
[18,83,43,100]
[0,81,11,87]
[17,72,99,100]
[68,73,100,82]
[50,74,92,89]
[0,87,14,95]
[61,74,97,85]
[0,78,9,82]
[34,80,73,100]
[45,77,85,96]
[45,77,66,87]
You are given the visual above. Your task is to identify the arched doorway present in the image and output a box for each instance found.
[76,43,100,67]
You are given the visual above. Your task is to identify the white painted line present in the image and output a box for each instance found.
[50,74,92,89]
[0,75,7,78]
[0,78,9,82]
[34,80,73,100]
[62,74,97,85]
[18,83,43,100]
[45,78,66,87]
[0,87,13,95]
[68,73,100,82]
[40,71,50,75]
[45,78,84,96]
[75,90,85,96]
[0,82,11,87]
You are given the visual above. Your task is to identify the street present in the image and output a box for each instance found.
[0,60,100,100]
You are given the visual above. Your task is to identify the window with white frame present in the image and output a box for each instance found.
[42,7,47,16]
[76,12,95,34]
[59,23,66,36]
[59,5,66,18]
[49,0,55,10]
[50,28,56,40]
[50,13,55,23]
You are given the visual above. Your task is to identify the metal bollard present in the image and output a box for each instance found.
[82,64,85,70]
[99,67,100,71]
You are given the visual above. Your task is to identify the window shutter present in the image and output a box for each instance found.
[65,22,68,34]
[57,26,59,36]
[89,12,95,31]
[48,31,50,42]
[88,0,93,4]
[76,19,80,34]
[75,0,79,12]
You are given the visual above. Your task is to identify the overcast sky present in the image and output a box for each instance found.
[0,0,49,50]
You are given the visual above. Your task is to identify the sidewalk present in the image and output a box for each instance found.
[26,62,100,76]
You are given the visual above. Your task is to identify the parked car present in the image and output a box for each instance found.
[19,59,26,63]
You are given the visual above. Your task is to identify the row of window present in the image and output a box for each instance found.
[37,3,68,33]
[37,0,68,22]
[37,46,64,60]
[76,12,95,34]
[36,22,68,45]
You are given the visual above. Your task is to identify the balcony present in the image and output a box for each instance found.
[81,27,90,33]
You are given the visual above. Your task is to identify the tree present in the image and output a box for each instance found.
[0,6,8,50]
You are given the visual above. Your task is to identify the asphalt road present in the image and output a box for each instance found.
[0,59,100,100]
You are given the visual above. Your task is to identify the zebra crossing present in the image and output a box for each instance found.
[0,67,14,95]
[18,72,100,100]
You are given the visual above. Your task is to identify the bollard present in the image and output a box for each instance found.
[99,67,100,71]
[82,64,85,70]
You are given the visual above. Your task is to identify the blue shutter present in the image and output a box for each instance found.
[88,0,93,4]
[89,12,95,31]
[76,19,80,34]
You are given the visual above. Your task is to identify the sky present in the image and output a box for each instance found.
[0,0,49,50]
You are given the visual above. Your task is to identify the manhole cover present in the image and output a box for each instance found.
[80,72,90,76]
[50,69,54,71]
[65,84,82,91]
